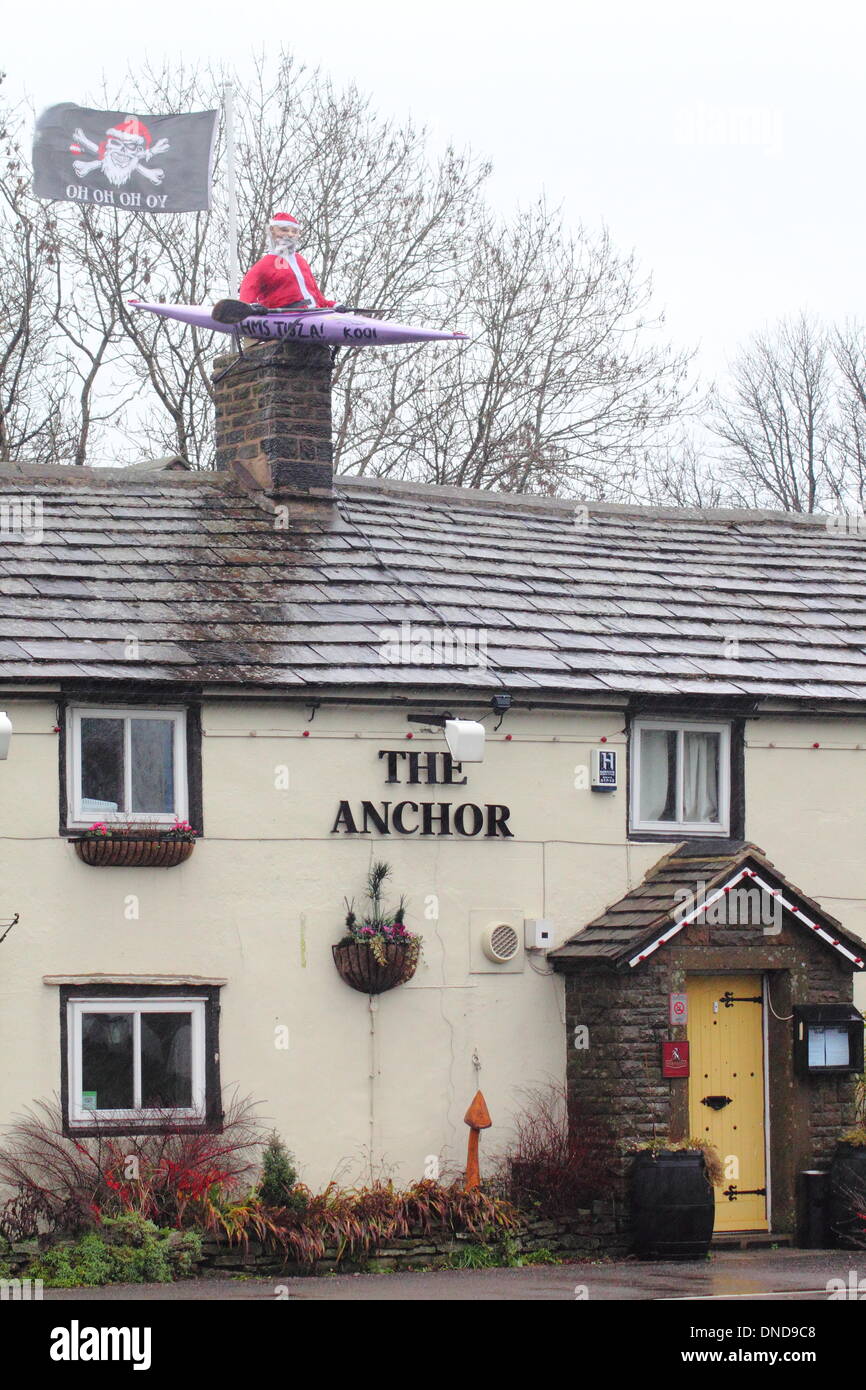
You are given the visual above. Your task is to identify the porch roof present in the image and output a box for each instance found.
[548,840,866,971]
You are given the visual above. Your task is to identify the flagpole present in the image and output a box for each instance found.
[223,82,239,295]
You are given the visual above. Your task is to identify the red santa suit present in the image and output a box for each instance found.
[239,249,334,310]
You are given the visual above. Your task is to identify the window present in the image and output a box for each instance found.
[67,706,188,828]
[631,719,731,835]
[64,994,211,1130]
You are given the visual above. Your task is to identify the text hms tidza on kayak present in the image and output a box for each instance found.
[244,318,379,341]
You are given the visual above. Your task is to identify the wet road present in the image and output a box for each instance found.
[40,1249,865,1300]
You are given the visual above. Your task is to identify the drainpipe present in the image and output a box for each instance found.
[369,995,379,1181]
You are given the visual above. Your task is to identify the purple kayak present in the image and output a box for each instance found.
[129,300,468,347]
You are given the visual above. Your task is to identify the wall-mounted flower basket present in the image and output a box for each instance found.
[333,861,421,995]
[332,940,418,994]
[72,821,196,868]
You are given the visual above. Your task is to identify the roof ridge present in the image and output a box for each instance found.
[337,474,846,528]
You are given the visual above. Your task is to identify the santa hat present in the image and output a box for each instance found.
[269,212,300,228]
[105,117,152,147]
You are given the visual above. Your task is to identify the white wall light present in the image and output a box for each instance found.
[0,712,12,760]
[444,718,485,763]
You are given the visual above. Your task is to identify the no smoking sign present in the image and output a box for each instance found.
[669,992,688,1026]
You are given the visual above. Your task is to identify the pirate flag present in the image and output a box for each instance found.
[32,105,218,213]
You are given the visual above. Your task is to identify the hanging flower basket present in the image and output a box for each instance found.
[333,861,422,995]
[72,821,196,868]
[332,940,418,994]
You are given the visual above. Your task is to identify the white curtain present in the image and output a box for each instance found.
[639,728,676,821]
[683,731,719,823]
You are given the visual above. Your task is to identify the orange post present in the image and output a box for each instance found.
[463,1090,492,1190]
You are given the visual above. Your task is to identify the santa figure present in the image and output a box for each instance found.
[239,212,335,310]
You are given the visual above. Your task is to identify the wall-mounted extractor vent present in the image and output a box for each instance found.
[481,921,521,963]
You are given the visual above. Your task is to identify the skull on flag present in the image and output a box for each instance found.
[69,116,171,187]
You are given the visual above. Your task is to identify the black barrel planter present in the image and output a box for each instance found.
[631,1149,715,1259]
[829,1142,866,1249]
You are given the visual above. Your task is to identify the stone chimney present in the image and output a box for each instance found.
[212,340,333,498]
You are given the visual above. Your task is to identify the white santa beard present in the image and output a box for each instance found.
[283,251,316,304]
[102,151,141,186]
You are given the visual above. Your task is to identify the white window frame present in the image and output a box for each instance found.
[67,706,188,829]
[67,996,206,1129]
[630,718,731,835]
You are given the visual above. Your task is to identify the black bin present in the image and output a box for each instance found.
[800,1169,829,1248]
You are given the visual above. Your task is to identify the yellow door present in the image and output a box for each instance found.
[687,974,768,1232]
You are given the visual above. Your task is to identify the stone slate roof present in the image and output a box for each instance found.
[2,463,866,702]
[548,840,866,969]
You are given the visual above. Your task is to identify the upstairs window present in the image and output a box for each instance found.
[67,706,188,829]
[631,719,730,835]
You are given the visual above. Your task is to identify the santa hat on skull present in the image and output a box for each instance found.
[107,117,152,146]
[98,117,152,160]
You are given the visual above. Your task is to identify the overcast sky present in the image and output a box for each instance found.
[6,0,864,387]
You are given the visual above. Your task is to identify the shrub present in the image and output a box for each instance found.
[493,1084,617,1219]
[168,1230,203,1278]
[258,1134,307,1213]
[449,1242,498,1269]
[28,1218,203,1287]
[217,1178,517,1270]
[0,1094,264,1239]
[443,1235,562,1269]
[31,1232,115,1287]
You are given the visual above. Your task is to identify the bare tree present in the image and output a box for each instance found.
[0,80,137,466]
[710,314,834,512]
[2,52,690,490]
[0,88,68,463]
[631,429,729,509]
[831,321,866,509]
[340,205,692,496]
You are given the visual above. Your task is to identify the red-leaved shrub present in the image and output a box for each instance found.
[0,1095,262,1238]
[214,1178,518,1269]
[493,1083,617,1219]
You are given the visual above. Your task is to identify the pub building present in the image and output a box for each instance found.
[0,337,863,1247]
